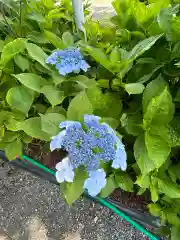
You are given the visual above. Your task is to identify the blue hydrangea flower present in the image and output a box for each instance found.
[50,115,127,196]
[84,169,106,197]
[46,48,90,75]
[55,157,74,183]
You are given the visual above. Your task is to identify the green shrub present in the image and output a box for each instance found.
[1,0,180,238]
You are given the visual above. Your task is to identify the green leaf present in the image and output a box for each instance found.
[5,139,22,160]
[19,117,50,141]
[41,113,66,135]
[171,41,180,60]
[145,132,170,168]
[44,30,64,49]
[0,38,26,66]
[6,86,34,115]
[110,47,121,63]
[150,183,159,202]
[86,87,122,119]
[14,55,29,71]
[143,86,174,128]
[134,135,156,176]
[52,72,66,86]
[171,226,180,240]
[121,113,143,136]
[158,177,180,198]
[128,34,163,61]
[41,85,65,106]
[85,46,113,72]
[26,42,49,69]
[115,172,134,192]
[101,118,119,129]
[148,203,161,217]
[68,75,97,88]
[0,40,4,52]
[12,73,47,92]
[100,175,117,198]
[62,31,74,47]
[143,75,167,112]
[67,91,93,121]
[64,167,88,205]
[125,83,145,94]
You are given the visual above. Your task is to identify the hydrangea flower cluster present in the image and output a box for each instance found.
[50,115,127,197]
[46,48,90,75]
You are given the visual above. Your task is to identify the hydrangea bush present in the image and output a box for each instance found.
[1,0,180,238]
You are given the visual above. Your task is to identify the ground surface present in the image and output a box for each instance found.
[0,169,148,240]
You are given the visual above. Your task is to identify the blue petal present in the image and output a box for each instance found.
[112,141,127,170]
[50,130,66,151]
[81,60,90,72]
[59,121,81,129]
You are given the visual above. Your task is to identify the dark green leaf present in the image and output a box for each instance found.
[44,30,65,48]
[128,35,163,61]
[121,113,143,136]
[41,113,66,135]
[6,86,34,115]
[0,40,4,52]
[171,226,180,240]
[115,172,134,192]
[67,91,93,121]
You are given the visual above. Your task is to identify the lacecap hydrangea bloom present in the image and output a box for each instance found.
[46,48,90,76]
[50,115,127,197]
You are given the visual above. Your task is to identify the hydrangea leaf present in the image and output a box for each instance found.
[67,91,93,121]
[6,86,34,115]
[14,55,29,71]
[41,113,66,135]
[100,175,117,198]
[125,83,145,94]
[115,172,134,192]
[5,139,22,160]
[63,167,88,205]
[41,85,65,106]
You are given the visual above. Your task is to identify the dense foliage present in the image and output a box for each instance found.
[1,0,180,238]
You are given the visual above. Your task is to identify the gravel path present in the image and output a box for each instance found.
[0,169,148,240]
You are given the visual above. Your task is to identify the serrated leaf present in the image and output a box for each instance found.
[62,31,74,47]
[115,172,134,192]
[100,175,117,198]
[41,85,65,106]
[6,86,34,115]
[158,178,180,198]
[143,87,174,128]
[19,117,50,141]
[125,83,145,94]
[13,73,47,92]
[41,113,66,135]
[26,42,49,69]
[86,87,122,119]
[67,91,93,121]
[0,38,26,66]
[14,55,29,71]
[64,167,88,205]
[5,140,22,160]
[128,34,163,61]
[134,135,156,176]
[145,132,170,168]
[121,113,143,136]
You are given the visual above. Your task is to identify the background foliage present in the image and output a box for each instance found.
[1,0,180,238]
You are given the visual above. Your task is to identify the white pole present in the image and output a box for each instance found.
[71,0,85,33]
